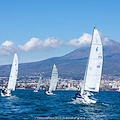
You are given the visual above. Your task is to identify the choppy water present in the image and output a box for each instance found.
[0,90,120,120]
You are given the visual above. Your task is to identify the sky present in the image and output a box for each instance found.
[0,0,120,65]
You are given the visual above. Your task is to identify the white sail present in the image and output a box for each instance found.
[36,74,42,91]
[49,64,58,93]
[7,53,18,91]
[81,28,103,95]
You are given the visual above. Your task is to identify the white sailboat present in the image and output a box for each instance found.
[34,74,42,92]
[117,87,120,92]
[72,28,103,104]
[1,53,18,97]
[45,64,58,95]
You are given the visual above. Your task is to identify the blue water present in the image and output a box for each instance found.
[0,90,120,120]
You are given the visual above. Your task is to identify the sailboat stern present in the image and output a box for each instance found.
[45,91,54,95]
[1,89,11,97]
[71,96,96,104]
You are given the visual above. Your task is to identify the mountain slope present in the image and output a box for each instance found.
[0,40,120,80]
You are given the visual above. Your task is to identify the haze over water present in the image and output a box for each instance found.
[0,90,120,120]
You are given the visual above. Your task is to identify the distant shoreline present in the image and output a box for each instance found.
[15,88,119,92]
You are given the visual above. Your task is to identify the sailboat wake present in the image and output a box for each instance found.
[70,96,97,105]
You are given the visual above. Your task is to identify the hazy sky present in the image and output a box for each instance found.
[0,0,120,65]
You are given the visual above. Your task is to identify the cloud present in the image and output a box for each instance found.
[0,32,114,56]
[18,37,63,52]
[2,40,14,46]
[99,33,113,46]
[18,37,41,51]
[42,37,63,48]
[0,40,16,56]
[67,32,112,47]
[0,37,63,56]
[66,33,92,47]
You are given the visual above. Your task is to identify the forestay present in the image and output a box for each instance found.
[81,28,103,94]
[7,53,18,91]
[49,64,58,92]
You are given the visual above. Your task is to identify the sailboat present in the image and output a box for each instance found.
[1,53,18,97]
[34,74,42,92]
[45,64,58,95]
[72,28,103,104]
[117,87,120,92]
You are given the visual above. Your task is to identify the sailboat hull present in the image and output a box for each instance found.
[1,91,11,97]
[34,90,38,92]
[45,91,54,95]
[71,96,96,104]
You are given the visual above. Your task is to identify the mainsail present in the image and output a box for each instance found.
[81,28,103,95]
[49,64,58,93]
[36,74,42,91]
[7,53,18,91]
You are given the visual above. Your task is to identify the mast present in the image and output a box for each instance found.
[81,28,95,95]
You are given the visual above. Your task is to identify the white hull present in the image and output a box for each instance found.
[34,90,38,92]
[71,96,96,104]
[117,88,120,92]
[1,91,11,97]
[45,91,54,95]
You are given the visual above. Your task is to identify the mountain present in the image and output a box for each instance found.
[0,39,120,80]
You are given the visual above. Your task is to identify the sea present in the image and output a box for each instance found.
[0,90,120,120]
